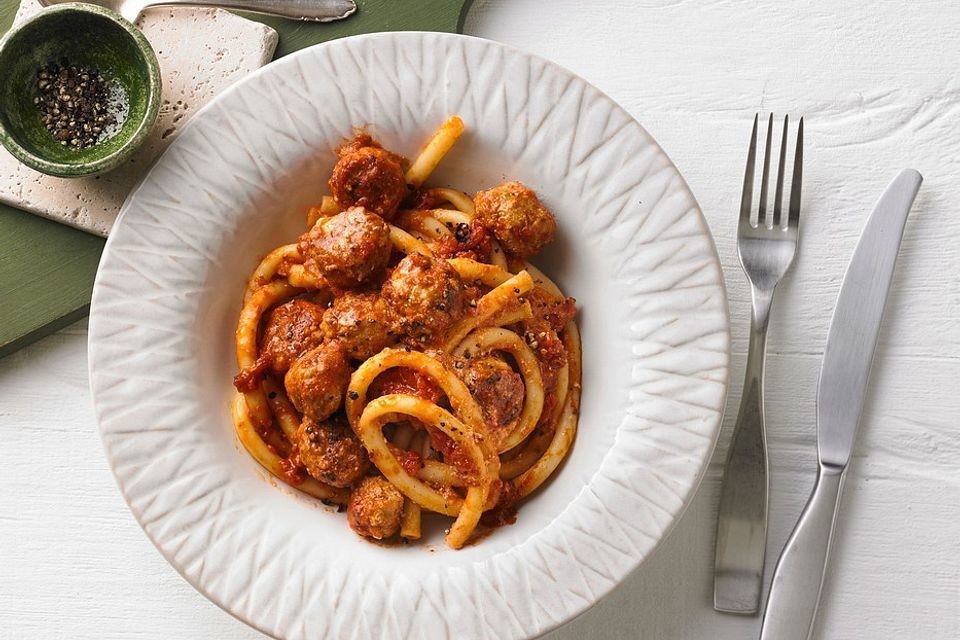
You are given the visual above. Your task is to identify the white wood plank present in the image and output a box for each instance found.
[0,324,261,640]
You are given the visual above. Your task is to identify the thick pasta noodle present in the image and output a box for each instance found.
[232,116,580,549]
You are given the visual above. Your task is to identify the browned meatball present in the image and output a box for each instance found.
[381,253,466,346]
[295,414,369,488]
[474,181,557,258]
[298,207,391,289]
[321,291,396,360]
[284,341,352,422]
[347,476,404,540]
[329,139,407,221]
[458,355,525,431]
[259,299,326,374]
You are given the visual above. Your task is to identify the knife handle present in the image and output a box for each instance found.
[134,0,356,22]
[760,463,846,640]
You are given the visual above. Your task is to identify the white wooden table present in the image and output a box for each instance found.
[3,1,959,638]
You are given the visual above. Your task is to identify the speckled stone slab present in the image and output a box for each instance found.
[0,1,277,236]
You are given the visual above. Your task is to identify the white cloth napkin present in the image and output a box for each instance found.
[0,1,277,236]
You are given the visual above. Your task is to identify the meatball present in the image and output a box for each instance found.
[474,181,557,258]
[259,299,326,374]
[458,355,525,432]
[347,476,405,540]
[381,253,466,346]
[295,414,369,488]
[329,138,407,221]
[321,291,395,360]
[284,341,352,422]
[298,207,391,289]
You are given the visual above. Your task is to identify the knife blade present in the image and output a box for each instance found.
[816,169,922,468]
[759,168,922,640]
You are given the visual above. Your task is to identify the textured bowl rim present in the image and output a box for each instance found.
[0,2,161,177]
[89,31,731,639]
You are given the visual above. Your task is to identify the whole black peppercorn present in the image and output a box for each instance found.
[454,222,471,243]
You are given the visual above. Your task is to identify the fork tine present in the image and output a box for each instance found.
[788,117,803,228]
[739,114,759,227]
[757,114,773,226]
[772,115,788,228]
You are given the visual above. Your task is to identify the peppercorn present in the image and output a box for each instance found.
[454,222,471,243]
[35,60,120,150]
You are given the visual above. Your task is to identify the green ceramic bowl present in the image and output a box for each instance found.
[0,3,161,177]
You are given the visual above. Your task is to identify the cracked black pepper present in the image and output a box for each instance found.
[34,60,118,150]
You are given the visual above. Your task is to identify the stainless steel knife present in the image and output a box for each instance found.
[759,168,923,640]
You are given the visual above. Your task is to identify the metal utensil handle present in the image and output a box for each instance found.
[135,0,356,22]
[713,287,772,614]
[760,463,846,640]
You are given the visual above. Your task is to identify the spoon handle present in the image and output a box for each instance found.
[130,0,356,22]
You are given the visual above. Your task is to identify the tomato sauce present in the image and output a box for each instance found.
[480,480,520,527]
[278,454,306,486]
[427,428,478,480]
[432,220,493,263]
[233,356,269,392]
[369,367,443,404]
[387,443,424,476]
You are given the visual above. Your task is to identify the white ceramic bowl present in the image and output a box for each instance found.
[88,32,730,640]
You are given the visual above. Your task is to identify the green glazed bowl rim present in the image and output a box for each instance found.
[0,2,162,177]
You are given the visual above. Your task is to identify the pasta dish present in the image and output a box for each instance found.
[232,116,580,549]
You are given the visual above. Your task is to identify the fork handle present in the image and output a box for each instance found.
[713,286,773,614]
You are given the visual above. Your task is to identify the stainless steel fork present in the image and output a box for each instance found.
[714,114,803,614]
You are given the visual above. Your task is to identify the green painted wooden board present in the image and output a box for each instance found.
[0,0,473,358]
